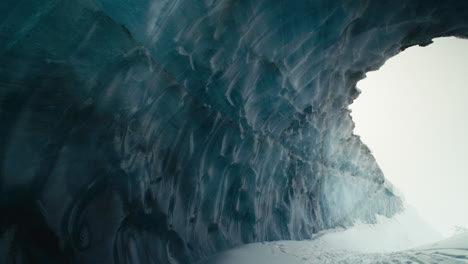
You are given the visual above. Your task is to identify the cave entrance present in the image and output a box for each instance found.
[350,37,468,238]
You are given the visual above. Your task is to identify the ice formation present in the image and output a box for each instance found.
[1,0,468,263]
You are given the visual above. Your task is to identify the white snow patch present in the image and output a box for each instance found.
[316,204,442,253]
[197,206,467,264]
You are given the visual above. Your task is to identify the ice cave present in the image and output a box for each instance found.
[0,0,467,263]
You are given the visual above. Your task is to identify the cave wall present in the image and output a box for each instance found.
[1,0,468,263]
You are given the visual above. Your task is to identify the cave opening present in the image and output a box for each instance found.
[350,37,468,238]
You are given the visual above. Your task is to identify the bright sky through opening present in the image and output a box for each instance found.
[350,37,468,238]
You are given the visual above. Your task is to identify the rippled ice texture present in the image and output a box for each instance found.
[1,0,468,263]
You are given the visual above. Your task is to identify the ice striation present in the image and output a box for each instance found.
[0,0,468,263]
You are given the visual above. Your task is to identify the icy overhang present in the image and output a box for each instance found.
[0,0,468,263]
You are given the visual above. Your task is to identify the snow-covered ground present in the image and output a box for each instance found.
[198,208,467,264]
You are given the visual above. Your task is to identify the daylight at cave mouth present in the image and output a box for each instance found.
[351,37,468,238]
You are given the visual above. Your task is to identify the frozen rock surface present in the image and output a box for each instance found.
[1,0,468,263]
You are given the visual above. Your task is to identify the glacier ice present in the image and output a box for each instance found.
[1,0,468,263]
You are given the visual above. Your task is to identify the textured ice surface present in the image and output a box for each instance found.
[1,0,468,263]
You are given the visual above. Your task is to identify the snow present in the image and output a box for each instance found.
[199,234,468,264]
[198,208,467,264]
[313,205,442,253]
